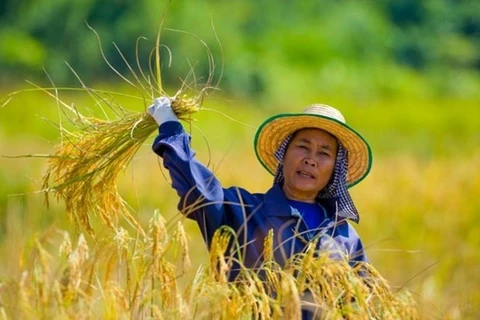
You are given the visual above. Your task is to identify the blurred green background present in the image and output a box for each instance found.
[1,0,479,100]
[1,0,479,319]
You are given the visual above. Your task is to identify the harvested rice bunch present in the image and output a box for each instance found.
[37,17,220,236]
[2,20,221,236]
[42,92,202,236]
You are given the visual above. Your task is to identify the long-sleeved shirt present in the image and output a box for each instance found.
[152,121,368,281]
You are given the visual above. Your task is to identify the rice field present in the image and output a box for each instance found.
[0,86,479,319]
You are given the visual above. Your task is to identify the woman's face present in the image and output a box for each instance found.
[282,128,338,202]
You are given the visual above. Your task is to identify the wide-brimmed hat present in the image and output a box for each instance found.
[254,104,372,187]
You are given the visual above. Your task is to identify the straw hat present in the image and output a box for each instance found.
[254,104,372,187]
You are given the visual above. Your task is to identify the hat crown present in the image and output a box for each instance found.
[303,104,346,124]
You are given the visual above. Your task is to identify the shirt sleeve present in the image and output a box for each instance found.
[323,221,369,266]
[345,223,369,265]
[151,121,225,240]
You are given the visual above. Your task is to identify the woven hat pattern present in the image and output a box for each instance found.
[254,104,372,187]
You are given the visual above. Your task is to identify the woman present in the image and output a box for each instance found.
[148,97,373,281]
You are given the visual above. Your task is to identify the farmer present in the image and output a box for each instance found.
[148,97,372,281]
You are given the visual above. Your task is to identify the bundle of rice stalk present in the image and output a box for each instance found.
[38,21,220,237]
[42,94,200,237]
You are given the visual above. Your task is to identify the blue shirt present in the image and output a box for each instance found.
[152,121,368,281]
[287,199,327,232]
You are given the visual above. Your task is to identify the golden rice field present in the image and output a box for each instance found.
[0,86,479,319]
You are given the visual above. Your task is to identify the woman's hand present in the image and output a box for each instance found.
[147,97,179,125]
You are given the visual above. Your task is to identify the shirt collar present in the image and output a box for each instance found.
[264,183,293,217]
[264,184,348,226]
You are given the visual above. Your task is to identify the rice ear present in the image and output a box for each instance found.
[42,95,201,237]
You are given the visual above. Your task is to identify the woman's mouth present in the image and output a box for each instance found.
[297,170,315,179]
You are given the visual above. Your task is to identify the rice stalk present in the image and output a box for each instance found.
[18,272,32,319]
[32,239,51,313]
[60,234,89,305]
[262,229,274,264]
[173,221,191,274]
[278,272,302,319]
[1,223,422,319]
[42,92,202,238]
[208,226,236,284]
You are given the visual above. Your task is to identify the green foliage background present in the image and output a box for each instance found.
[0,0,479,318]
[1,0,479,100]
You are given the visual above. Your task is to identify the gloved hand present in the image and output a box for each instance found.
[147,96,179,125]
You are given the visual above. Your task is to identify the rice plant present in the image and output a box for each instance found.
[0,216,421,319]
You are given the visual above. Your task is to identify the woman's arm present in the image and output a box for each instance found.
[151,121,225,241]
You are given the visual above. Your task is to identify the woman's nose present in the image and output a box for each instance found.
[303,158,317,167]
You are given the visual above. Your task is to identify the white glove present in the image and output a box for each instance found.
[147,97,179,125]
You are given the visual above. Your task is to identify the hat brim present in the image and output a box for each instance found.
[254,113,372,187]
